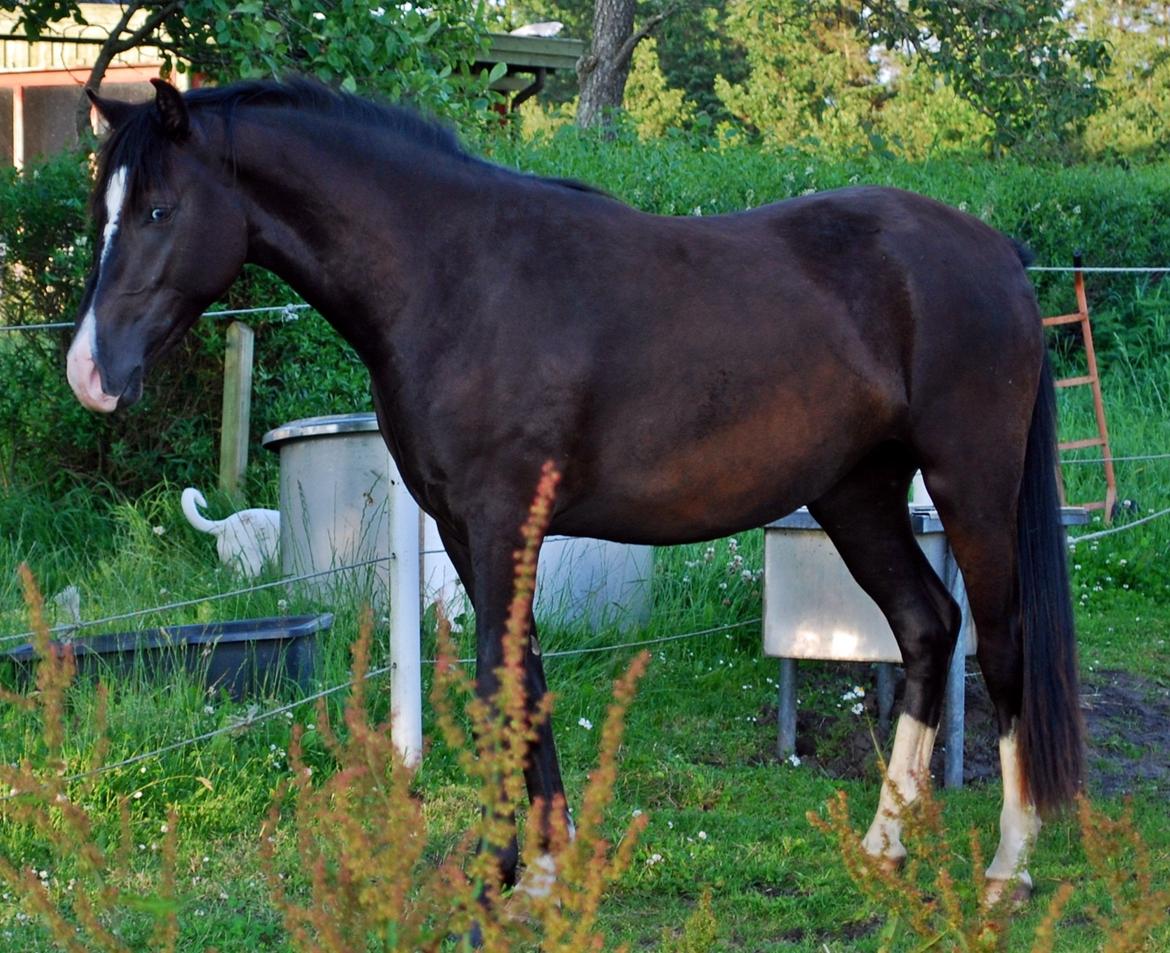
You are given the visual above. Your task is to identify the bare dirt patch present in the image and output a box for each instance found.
[772,662,1170,796]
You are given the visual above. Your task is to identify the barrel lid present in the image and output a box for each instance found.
[261,412,379,451]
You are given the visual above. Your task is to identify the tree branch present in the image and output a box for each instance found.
[77,2,182,140]
[101,1,182,59]
[612,6,674,72]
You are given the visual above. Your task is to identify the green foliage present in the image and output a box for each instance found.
[867,0,1112,158]
[875,58,992,160]
[1080,0,1170,160]
[653,1,747,124]
[0,152,92,489]
[3,0,500,131]
[9,132,1170,501]
[170,0,501,126]
[4,480,650,951]
[714,0,887,155]
[0,150,372,501]
[624,38,696,139]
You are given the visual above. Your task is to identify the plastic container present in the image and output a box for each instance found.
[3,614,330,700]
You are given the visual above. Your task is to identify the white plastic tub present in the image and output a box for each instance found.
[261,413,653,631]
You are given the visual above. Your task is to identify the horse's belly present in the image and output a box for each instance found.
[555,421,879,546]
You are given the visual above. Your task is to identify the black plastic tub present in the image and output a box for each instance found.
[2,614,331,700]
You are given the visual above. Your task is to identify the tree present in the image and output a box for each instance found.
[576,0,674,129]
[1,1,183,137]
[865,0,1111,158]
[1079,0,1170,159]
[624,37,695,137]
[653,0,747,123]
[714,0,886,153]
[0,0,497,138]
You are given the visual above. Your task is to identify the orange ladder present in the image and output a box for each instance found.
[1041,256,1118,523]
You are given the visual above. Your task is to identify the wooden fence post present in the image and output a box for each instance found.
[219,321,254,500]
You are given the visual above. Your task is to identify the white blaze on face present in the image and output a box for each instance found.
[66,167,128,413]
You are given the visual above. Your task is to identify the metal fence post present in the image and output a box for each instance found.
[389,470,423,767]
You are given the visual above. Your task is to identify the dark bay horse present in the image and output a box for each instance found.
[67,78,1081,903]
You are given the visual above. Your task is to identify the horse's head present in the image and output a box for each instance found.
[67,80,248,412]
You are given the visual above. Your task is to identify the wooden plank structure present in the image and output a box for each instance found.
[1042,256,1119,523]
[474,33,584,111]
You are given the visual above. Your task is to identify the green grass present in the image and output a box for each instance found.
[1,354,1169,950]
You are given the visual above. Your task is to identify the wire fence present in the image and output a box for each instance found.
[1,261,1169,334]
[6,616,762,790]
[2,492,1168,789]
[0,302,311,334]
[3,268,1169,788]
[5,466,1169,648]
[0,555,394,646]
[1067,504,1170,546]
[6,478,1169,787]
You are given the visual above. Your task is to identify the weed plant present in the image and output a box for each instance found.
[809,773,1170,952]
[0,469,670,951]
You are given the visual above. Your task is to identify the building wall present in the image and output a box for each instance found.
[1,4,167,166]
[0,89,12,164]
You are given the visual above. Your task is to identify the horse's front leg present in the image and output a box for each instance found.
[513,620,570,899]
[457,522,569,893]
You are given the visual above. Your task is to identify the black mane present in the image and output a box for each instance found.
[92,77,607,222]
[184,78,469,158]
[93,78,472,217]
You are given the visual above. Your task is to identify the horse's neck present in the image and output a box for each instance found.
[232,118,479,360]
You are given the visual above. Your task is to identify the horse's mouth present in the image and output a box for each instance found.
[114,366,145,408]
[66,341,120,413]
[65,314,145,413]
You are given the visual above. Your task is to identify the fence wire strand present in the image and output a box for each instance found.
[0,556,393,646]
[2,262,1169,333]
[0,302,310,334]
[14,616,762,789]
[1068,505,1170,546]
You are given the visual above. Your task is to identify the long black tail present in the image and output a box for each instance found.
[1017,351,1084,813]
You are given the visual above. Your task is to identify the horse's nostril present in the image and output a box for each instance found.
[116,366,145,409]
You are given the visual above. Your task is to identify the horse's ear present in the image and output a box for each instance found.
[86,88,138,131]
[150,78,190,141]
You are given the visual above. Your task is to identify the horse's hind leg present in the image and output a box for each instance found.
[807,443,962,866]
[919,470,1040,903]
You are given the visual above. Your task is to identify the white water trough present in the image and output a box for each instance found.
[763,501,1087,787]
[261,413,654,762]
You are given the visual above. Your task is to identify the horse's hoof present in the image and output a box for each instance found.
[984,876,1033,910]
[514,853,557,900]
[864,852,905,876]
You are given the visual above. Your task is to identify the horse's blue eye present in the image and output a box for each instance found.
[150,207,171,222]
